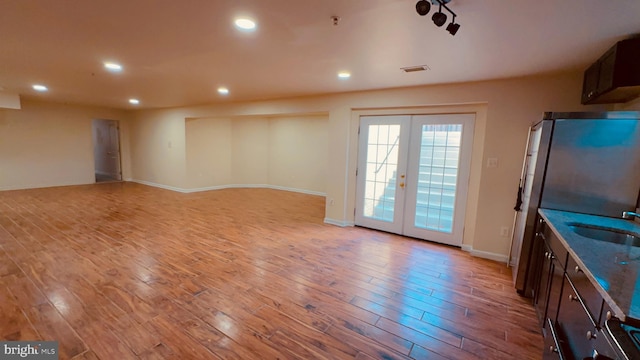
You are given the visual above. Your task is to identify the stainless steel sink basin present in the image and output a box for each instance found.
[569,223,640,246]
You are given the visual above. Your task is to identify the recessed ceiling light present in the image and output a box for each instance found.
[338,71,351,79]
[32,84,48,92]
[129,98,140,105]
[104,62,123,72]
[234,18,256,31]
[218,87,229,95]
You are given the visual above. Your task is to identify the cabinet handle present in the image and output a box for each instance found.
[548,253,554,260]
[606,311,612,321]
[568,294,579,302]
[574,265,582,273]
[586,330,597,340]
[549,345,558,354]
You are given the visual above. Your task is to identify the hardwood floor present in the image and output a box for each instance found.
[0,183,543,359]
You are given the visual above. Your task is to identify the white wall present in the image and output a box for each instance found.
[0,100,131,190]
[130,109,185,189]
[268,115,328,193]
[186,118,233,189]
[184,114,328,193]
[231,118,270,186]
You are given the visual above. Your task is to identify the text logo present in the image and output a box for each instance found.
[1,342,58,359]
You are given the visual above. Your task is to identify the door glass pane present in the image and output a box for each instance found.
[414,124,462,233]
[363,124,401,222]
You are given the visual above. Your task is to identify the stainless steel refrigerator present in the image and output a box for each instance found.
[510,111,640,297]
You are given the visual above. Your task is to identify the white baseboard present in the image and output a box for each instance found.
[267,185,325,197]
[461,244,508,263]
[324,218,355,227]
[0,180,92,191]
[129,179,187,193]
[129,179,326,197]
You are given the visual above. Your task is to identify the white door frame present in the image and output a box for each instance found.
[354,113,475,246]
[348,104,487,249]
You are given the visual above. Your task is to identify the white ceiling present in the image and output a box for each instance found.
[1,0,639,110]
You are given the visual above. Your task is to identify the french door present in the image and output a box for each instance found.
[355,114,475,246]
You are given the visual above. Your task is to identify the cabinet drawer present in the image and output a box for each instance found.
[557,274,598,359]
[566,255,603,326]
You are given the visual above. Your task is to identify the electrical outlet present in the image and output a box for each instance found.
[500,226,509,237]
[487,157,498,168]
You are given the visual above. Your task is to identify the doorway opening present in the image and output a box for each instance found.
[355,113,475,247]
[92,119,122,182]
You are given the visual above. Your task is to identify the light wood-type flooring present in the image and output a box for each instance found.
[0,183,543,359]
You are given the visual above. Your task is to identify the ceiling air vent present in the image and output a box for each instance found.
[401,65,430,73]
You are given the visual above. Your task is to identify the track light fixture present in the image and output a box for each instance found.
[415,0,461,36]
[431,5,447,27]
[415,0,431,16]
[446,20,460,35]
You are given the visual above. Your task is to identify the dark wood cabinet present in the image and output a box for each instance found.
[535,219,567,326]
[581,37,640,104]
[543,318,566,360]
[556,274,599,359]
[536,220,570,359]
[547,252,565,328]
[535,237,553,323]
[535,217,619,359]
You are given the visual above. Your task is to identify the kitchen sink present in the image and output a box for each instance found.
[568,223,640,246]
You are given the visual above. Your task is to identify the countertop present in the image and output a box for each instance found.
[538,209,640,322]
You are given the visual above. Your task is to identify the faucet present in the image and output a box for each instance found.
[622,211,640,219]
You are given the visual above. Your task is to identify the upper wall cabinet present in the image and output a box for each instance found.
[581,37,640,105]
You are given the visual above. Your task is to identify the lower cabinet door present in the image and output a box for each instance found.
[536,240,554,324]
[556,275,597,359]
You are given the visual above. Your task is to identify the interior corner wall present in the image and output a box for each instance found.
[267,115,328,193]
[185,118,233,189]
[129,109,186,189]
[0,99,131,191]
[183,115,329,193]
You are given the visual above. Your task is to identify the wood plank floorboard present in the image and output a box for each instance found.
[0,183,543,359]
